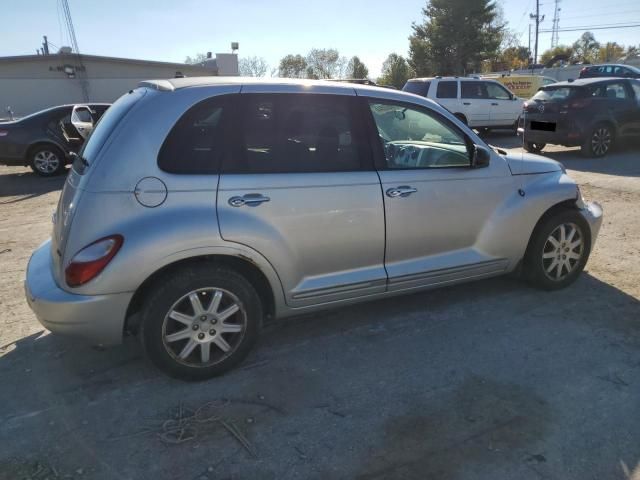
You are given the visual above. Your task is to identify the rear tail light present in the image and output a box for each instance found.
[65,235,123,287]
[0,130,8,137]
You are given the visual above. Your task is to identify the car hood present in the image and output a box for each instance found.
[503,151,563,175]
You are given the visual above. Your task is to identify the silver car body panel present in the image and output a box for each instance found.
[25,78,604,345]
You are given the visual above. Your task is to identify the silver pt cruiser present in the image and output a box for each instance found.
[25,78,603,380]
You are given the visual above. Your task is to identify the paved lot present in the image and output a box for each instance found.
[1,135,639,480]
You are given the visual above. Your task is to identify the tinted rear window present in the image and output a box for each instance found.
[436,81,458,98]
[532,87,582,101]
[403,81,430,97]
[78,89,145,166]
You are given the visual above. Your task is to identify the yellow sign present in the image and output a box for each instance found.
[488,76,557,100]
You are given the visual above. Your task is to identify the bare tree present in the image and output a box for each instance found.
[239,56,269,77]
[184,53,209,64]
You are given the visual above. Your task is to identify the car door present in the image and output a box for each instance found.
[365,98,514,291]
[459,81,491,127]
[601,81,638,137]
[70,105,94,139]
[217,89,386,308]
[485,81,521,127]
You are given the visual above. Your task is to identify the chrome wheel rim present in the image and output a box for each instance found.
[542,223,584,281]
[591,128,611,156]
[33,150,60,174]
[162,288,247,367]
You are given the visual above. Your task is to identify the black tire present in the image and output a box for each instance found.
[524,209,592,291]
[140,265,262,381]
[581,123,614,157]
[523,141,546,153]
[29,145,66,177]
[454,113,468,125]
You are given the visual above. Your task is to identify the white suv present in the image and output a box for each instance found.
[403,77,524,131]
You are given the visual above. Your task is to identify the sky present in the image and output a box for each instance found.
[3,0,639,78]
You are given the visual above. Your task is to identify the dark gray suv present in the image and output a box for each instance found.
[518,78,640,157]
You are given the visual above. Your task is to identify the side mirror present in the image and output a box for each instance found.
[472,145,491,168]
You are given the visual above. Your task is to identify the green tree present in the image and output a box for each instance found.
[278,54,308,78]
[239,56,269,77]
[496,46,530,70]
[409,0,503,76]
[598,42,624,63]
[378,53,414,89]
[346,56,369,79]
[539,45,575,66]
[184,53,209,64]
[572,32,600,63]
[306,48,346,79]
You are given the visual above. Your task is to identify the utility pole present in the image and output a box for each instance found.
[530,0,545,64]
[42,35,49,55]
[551,0,562,48]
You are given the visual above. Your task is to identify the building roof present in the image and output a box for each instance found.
[0,53,214,71]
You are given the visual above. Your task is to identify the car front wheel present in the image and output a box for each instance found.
[140,265,262,381]
[524,210,591,290]
[29,146,66,176]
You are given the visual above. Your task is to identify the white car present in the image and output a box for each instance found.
[403,77,524,131]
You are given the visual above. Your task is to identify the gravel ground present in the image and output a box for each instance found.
[1,136,639,480]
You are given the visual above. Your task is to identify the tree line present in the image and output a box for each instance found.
[187,0,640,87]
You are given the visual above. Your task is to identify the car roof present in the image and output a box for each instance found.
[547,77,630,87]
[407,76,483,82]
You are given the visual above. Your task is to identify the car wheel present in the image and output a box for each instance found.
[524,210,591,290]
[29,145,66,177]
[581,123,614,157]
[523,141,546,153]
[140,265,262,381]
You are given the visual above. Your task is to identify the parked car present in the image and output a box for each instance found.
[25,78,602,380]
[518,77,640,156]
[0,103,110,176]
[402,76,524,131]
[579,64,640,79]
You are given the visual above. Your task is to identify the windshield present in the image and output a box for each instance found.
[532,86,582,101]
[77,88,145,166]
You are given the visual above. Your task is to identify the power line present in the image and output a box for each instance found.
[539,23,640,32]
[560,8,640,20]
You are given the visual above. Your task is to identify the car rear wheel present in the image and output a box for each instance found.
[581,123,614,157]
[523,142,546,153]
[140,265,262,381]
[524,210,591,290]
[29,145,66,177]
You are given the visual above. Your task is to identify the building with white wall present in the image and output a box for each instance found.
[0,51,239,117]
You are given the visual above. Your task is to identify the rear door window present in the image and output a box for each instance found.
[227,94,366,173]
[158,95,232,174]
[461,81,488,99]
[403,81,431,97]
[436,81,458,99]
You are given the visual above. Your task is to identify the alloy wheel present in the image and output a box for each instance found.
[162,288,247,367]
[591,127,611,156]
[33,150,60,174]
[541,223,584,281]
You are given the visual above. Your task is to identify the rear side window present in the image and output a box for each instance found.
[403,81,431,97]
[227,94,366,173]
[436,81,457,99]
[158,95,231,174]
[461,81,487,99]
[631,81,640,104]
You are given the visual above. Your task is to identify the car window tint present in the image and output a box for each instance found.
[631,81,640,105]
[403,81,431,97]
[461,81,487,99]
[486,82,511,100]
[532,87,579,101]
[608,82,628,99]
[72,108,92,123]
[232,94,364,173]
[158,95,230,174]
[436,81,457,99]
[368,101,470,169]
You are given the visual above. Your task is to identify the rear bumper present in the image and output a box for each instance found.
[25,240,132,346]
[517,127,582,147]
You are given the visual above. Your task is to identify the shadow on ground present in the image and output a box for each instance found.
[0,168,67,202]
[1,273,639,479]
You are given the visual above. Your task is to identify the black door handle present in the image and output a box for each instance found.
[491,102,499,106]
[463,102,471,105]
